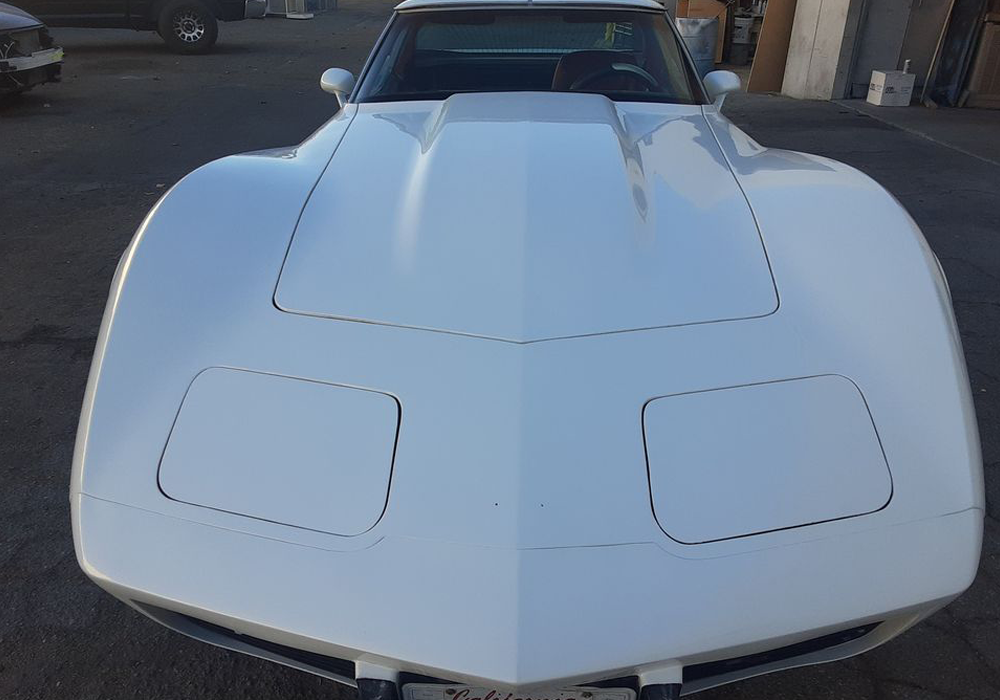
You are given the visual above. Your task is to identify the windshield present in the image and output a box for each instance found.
[355,9,704,105]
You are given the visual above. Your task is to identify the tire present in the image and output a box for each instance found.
[157,0,218,55]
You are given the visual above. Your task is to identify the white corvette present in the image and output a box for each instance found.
[72,0,984,697]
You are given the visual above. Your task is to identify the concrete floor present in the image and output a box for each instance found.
[838,99,1000,167]
[1,4,998,699]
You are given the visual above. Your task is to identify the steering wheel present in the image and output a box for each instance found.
[570,62,659,91]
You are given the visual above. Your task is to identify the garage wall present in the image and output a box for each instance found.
[847,0,915,97]
[782,0,865,98]
[781,0,957,99]
[898,0,955,88]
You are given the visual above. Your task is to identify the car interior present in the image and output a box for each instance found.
[357,9,700,104]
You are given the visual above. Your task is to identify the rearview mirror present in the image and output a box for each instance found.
[702,70,741,109]
[320,68,356,108]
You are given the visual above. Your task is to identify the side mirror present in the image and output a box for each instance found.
[702,70,741,109]
[320,68,356,108]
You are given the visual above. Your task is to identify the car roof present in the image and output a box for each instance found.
[395,0,666,12]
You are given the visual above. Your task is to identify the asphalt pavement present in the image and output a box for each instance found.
[1,4,998,698]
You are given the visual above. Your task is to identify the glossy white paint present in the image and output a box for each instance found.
[71,1,983,695]
[701,70,740,108]
[644,375,893,544]
[276,94,776,342]
[158,368,399,536]
[320,67,356,108]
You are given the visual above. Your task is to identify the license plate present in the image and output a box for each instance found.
[403,684,636,700]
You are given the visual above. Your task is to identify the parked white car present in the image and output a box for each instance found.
[72,0,983,697]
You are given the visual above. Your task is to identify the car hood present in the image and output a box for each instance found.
[275,92,777,343]
[0,2,43,30]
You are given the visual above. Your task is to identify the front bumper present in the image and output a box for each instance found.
[0,46,63,92]
[75,492,982,693]
[0,46,63,73]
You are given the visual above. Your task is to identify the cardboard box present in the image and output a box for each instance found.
[747,0,797,94]
[866,70,915,107]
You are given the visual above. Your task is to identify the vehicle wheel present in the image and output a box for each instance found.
[158,0,218,54]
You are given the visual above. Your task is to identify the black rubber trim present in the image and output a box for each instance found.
[683,622,881,683]
[138,604,877,691]
[399,672,461,687]
[157,608,356,679]
[588,677,640,693]
[639,685,681,700]
[359,679,402,700]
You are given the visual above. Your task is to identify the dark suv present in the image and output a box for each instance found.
[11,0,266,53]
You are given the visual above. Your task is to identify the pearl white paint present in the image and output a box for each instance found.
[645,375,893,544]
[320,67,356,108]
[702,69,741,107]
[71,1,983,694]
[158,367,399,536]
[276,94,776,343]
